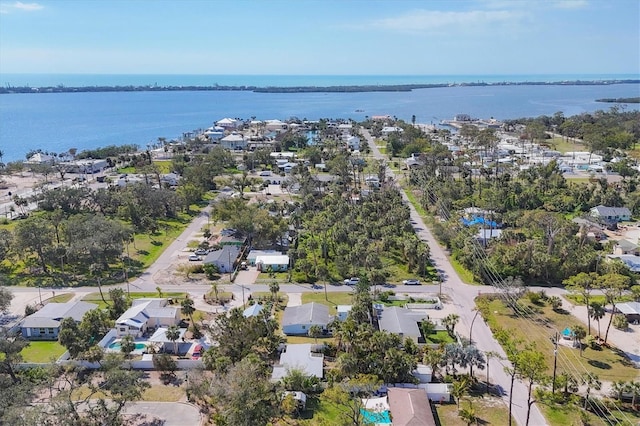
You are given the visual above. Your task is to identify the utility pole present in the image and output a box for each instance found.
[552,330,559,394]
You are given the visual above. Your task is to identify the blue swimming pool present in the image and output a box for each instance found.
[361,409,391,424]
[108,341,147,350]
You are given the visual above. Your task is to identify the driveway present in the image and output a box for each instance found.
[123,402,201,426]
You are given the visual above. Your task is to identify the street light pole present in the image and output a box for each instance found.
[552,331,559,394]
[469,310,480,344]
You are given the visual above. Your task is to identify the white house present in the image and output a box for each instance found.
[115,299,180,338]
[243,303,264,318]
[336,305,352,322]
[256,254,290,272]
[220,132,247,150]
[282,303,330,336]
[215,118,239,129]
[590,205,632,223]
[271,343,324,380]
[381,126,404,137]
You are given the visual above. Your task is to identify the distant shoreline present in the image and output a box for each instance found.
[1,79,639,95]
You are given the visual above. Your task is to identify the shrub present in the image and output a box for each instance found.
[526,291,543,305]
[549,296,563,311]
[612,314,628,330]
[24,304,38,316]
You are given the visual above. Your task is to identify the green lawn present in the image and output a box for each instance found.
[20,341,67,363]
[476,296,638,383]
[82,291,187,310]
[426,330,456,345]
[434,397,510,425]
[545,136,585,154]
[45,293,75,303]
[564,294,633,306]
[301,292,354,315]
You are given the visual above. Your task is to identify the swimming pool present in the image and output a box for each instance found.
[108,341,147,351]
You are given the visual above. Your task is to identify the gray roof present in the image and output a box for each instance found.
[282,303,330,327]
[591,205,631,218]
[272,343,324,380]
[21,301,97,328]
[243,303,264,318]
[616,302,640,315]
[377,306,428,340]
[616,239,638,251]
[204,245,241,264]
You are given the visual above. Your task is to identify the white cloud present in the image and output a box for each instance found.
[364,9,525,34]
[0,1,44,13]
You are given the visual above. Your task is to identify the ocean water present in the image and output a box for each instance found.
[0,75,639,163]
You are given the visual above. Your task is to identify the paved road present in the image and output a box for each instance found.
[123,401,202,426]
[362,128,548,426]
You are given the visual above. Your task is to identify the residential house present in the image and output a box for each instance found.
[607,254,640,272]
[264,119,288,131]
[247,249,283,265]
[243,303,264,318]
[476,228,502,245]
[21,301,97,340]
[381,126,403,137]
[346,135,360,151]
[616,302,640,324]
[271,343,324,380]
[215,117,239,130]
[148,326,189,354]
[387,387,436,426]
[220,132,247,150]
[377,306,429,343]
[336,305,352,322]
[160,172,180,187]
[256,254,290,272]
[115,298,180,338]
[590,205,632,224]
[613,239,639,256]
[25,152,55,164]
[282,303,330,336]
[204,245,241,273]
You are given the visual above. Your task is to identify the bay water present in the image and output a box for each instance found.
[0,74,639,163]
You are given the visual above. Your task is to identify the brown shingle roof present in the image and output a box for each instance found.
[388,387,436,426]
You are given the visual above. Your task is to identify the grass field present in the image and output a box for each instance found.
[45,293,75,303]
[301,292,354,315]
[425,330,456,345]
[476,296,638,382]
[20,341,67,363]
[564,294,634,306]
[82,291,187,310]
[545,136,585,153]
[435,397,510,425]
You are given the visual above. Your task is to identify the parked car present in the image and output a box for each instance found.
[402,279,421,285]
[194,249,208,256]
[188,255,201,261]
[344,277,360,286]
[191,344,203,360]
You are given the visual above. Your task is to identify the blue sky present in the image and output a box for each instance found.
[0,0,638,75]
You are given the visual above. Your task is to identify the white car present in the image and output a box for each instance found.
[344,277,360,285]
[402,279,421,286]
[188,255,201,261]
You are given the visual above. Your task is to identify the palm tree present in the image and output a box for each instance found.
[308,325,323,344]
[120,334,136,359]
[90,263,107,304]
[181,296,195,324]
[458,400,477,425]
[443,314,460,337]
[269,281,280,302]
[452,375,471,408]
[589,301,605,339]
[166,325,180,355]
[581,373,601,410]
[571,325,587,355]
